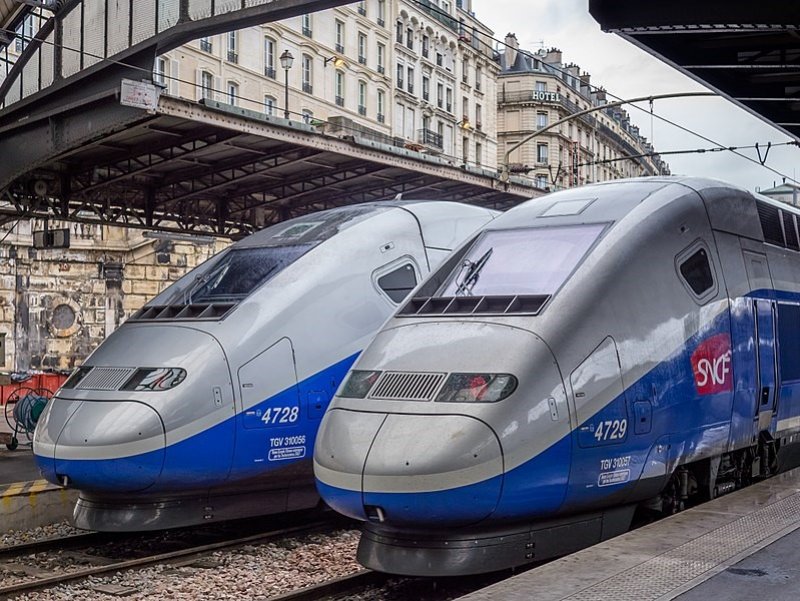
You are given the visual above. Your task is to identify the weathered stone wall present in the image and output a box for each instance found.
[0,220,228,372]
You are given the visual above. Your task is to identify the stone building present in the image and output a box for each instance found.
[0,220,226,372]
[157,0,499,169]
[497,34,669,191]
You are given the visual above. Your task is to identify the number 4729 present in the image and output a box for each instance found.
[594,419,627,442]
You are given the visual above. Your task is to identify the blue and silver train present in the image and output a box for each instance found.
[314,177,800,576]
[33,201,497,531]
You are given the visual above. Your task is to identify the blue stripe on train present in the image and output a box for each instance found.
[35,352,360,494]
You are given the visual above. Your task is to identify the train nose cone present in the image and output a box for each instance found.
[314,410,503,527]
[35,399,165,493]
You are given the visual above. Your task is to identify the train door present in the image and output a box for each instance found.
[754,300,779,432]
[742,250,778,436]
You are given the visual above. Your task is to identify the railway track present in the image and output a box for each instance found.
[0,514,343,598]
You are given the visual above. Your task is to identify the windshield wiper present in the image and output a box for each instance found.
[455,247,493,296]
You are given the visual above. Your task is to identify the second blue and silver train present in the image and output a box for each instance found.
[33,200,497,530]
[315,177,800,575]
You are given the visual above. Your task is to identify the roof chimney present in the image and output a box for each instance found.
[504,33,518,69]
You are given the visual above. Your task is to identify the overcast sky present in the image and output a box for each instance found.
[472,0,800,192]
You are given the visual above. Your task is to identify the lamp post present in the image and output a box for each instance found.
[280,49,294,119]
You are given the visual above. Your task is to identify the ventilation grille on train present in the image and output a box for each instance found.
[129,303,236,321]
[369,371,447,401]
[76,367,136,391]
[757,200,800,251]
[398,294,549,317]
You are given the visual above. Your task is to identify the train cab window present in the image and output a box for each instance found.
[778,303,800,382]
[678,247,714,297]
[378,263,417,303]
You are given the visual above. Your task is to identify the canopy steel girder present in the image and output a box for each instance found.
[589,0,800,140]
[0,94,538,238]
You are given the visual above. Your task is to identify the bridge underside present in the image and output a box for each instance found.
[0,93,536,238]
[589,0,800,141]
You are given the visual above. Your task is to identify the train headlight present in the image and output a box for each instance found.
[339,370,382,398]
[435,373,517,403]
[121,368,187,392]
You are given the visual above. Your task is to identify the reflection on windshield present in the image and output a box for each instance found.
[437,224,605,297]
[155,244,314,307]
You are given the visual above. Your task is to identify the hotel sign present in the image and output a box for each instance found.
[533,90,560,103]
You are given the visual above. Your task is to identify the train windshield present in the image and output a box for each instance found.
[152,244,314,306]
[436,224,605,297]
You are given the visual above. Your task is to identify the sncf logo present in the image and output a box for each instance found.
[691,333,732,395]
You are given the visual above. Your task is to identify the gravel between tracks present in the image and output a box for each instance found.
[1,522,84,548]
[9,528,361,601]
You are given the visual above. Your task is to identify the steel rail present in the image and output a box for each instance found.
[265,569,393,601]
[0,519,336,597]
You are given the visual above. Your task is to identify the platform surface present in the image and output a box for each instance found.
[459,468,800,601]
[0,415,41,484]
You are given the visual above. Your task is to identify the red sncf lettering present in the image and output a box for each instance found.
[691,333,732,395]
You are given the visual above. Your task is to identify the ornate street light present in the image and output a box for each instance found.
[280,49,294,119]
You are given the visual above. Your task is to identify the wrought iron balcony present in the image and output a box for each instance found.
[377,113,385,123]
[265,66,276,79]
[302,26,312,37]
[418,128,443,149]
[377,65,385,75]
[336,43,344,53]
[358,55,367,65]
[358,105,367,116]
[227,50,238,63]
[200,39,213,53]
[335,95,344,107]
[303,83,313,94]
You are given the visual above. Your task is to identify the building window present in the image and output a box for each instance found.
[446,87,452,113]
[200,36,213,53]
[200,71,213,101]
[475,104,482,130]
[537,111,548,129]
[406,27,414,50]
[475,65,482,91]
[264,95,276,115]
[407,66,414,94]
[462,57,469,84]
[377,89,385,123]
[537,143,548,164]
[422,35,430,59]
[358,80,367,115]
[475,142,482,166]
[422,75,430,101]
[357,0,367,15]
[153,57,167,86]
[302,14,312,37]
[377,43,386,74]
[377,0,386,26]
[462,136,469,162]
[227,31,238,63]
[335,70,345,106]
[396,20,403,43]
[535,81,546,92]
[437,82,443,108]
[335,20,345,53]
[227,81,238,106]
[302,54,313,94]
[536,175,548,189]
[436,52,443,67]
[397,62,404,89]
[264,37,276,78]
[358,32,367,64]
[462,96,469,120]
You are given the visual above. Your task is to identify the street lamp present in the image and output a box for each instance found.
[280,49,294,119]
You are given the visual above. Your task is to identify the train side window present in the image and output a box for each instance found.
[378,263,417,303]
[778,303,800,382]
[676,242,717,302]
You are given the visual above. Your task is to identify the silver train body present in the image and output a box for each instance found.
[33,201,497,531]
[315,177,800,575]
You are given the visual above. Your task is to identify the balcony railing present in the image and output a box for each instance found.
[415,0,458,32]
[423,91,429,101]
[336,43,344,53]
[303,83,313,94]
[358,105,367,116]
[200,39,213,53]
[358,5,367,15]
[398,79,405,89]
[358,55,367,65]
[476,121,482,131]
[227,50,238,63]
[378,113,385,123]
[302,26,312,37]
[265,66,276,79]
[335,95,344,107]
[378,18,385,27]
[396,29,403,43]
[476,80,481,91]
[446,103,452,112]
[407,83,414,94]
[377,65,385,75]
[437,99,443,108]
[418,128,443,149]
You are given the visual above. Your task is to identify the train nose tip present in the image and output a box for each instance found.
[315,409,503,527]
[38,399,166,493]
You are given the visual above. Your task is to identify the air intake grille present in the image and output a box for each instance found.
[76,367,136,391]
[757,201,785,247]
[369,371,446,401]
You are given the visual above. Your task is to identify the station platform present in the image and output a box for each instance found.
[460,467,800,601]
[0,414,42,484]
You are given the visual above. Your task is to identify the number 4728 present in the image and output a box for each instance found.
[261,406,299,425]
